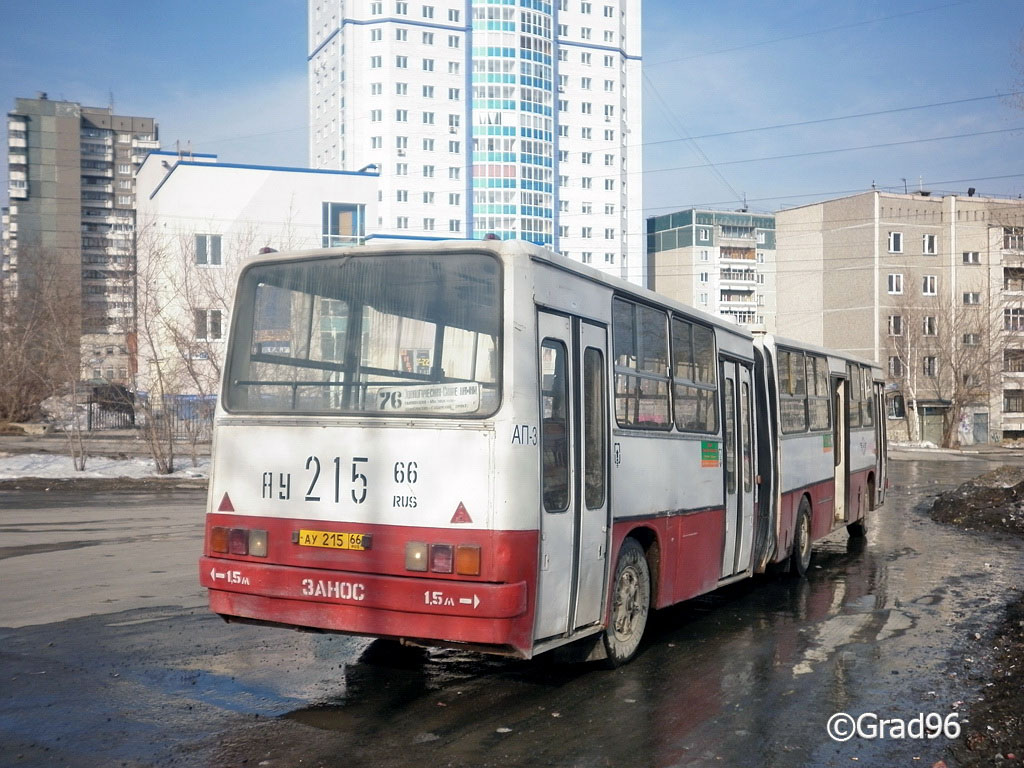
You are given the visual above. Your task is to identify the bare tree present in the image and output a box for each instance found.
[133,218,256,470]
[886,289,1001,448]
[0,246,94,468]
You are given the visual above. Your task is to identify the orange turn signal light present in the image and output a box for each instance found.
[210,526,229,553]
[455,544,481,576]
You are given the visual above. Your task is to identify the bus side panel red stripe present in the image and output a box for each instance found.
[610,508,725,610]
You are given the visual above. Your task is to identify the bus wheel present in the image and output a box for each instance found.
[847,480,873,538]
[789,498,813,577]
[602,538,650,667]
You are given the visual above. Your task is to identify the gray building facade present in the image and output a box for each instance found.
[6,95,159,383]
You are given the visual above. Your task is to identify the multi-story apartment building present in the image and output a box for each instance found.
[775,190,1024,445]
[307,0,643,284]
[5,94,159,384]
[646,208,776,328]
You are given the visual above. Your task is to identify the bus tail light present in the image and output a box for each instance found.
[248,529,268,557]
[455,545,481,576]
[405,541,481,575]
[228,528,249,555]
[210,526,268,557]
[405,542,428,571]
[211,526,229,553]
[430,544,454,574]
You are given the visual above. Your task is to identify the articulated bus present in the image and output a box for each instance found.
[199,239,886,665]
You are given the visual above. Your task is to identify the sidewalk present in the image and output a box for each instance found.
[0,429,210,459]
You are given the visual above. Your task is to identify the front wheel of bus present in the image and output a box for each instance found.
[789,498,813,577]
[602,538,650,667]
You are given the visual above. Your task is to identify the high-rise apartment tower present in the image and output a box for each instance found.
[6,95,159,383]
[308,0,643,283]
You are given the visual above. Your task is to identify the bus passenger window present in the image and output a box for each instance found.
[584,347,606,509]
[541,340,569,512]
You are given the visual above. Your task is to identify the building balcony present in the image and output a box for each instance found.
[81,197,113,208]
[8,137,27,149]
[719,246,756,261]
[720,270,756,284]
[8,153,26,166]
[9,180,28,199]
[80,166,113,178]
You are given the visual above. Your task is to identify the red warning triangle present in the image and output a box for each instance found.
[450,502,472,524]
[217,492,235,512]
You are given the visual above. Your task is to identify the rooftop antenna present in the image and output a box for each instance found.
[108,90,115,112]
[901,178,908,194]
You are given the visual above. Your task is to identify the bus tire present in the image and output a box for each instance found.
[789,498,813,577]
[602,538,650,667]
[847,479,873,538]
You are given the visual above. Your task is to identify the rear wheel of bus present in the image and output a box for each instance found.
[789,498,813,577]
[602,538,650,667]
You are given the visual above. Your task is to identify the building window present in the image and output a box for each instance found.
[422,31,434,44]
[1003,390,1024,413]
[448,35,460,48]
[888,231,903,253]
[964,292,981,305]
[582,252,592,263]
[195,309,222,341]
[370,55,382,68]
[449,219,461,232]
[923,316,937,336]
[422,85,434,97]
[888,315,903,336]
[422,111,435,124]
[396,55,408,68]
[888,356,903,378]
[449,192,460,205]
[922,233,937,255]
[448,87,460,100]
[448,140,460,153]
[581,227,592,238]
[1004,349,1024,372]
[922,275,937,295]
[700,250,709,262]
[371,136,382,148]
[397,82,408,95]
[887,393,906,418]
[887,273,903,294]
[422,165,434,177]
[963,251,980,264]
[1006,307,1024,331]
[448,61,460,74]
[699,228,710,242]
[396,216,409,229]
[448,8,459,21]
[699,271,708,283]
[423,138,434,150]
[963,333,980,346]
[423,218,435,230]
[422,58,435,72]
[195,234,222,266]
[397,190,408,202]
[923,356,937,377]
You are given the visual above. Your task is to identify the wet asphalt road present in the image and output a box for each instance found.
[1,456,1023,768]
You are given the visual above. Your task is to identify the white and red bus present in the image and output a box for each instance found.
[199,239,886,665]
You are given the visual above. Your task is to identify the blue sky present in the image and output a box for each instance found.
[2,0,1022,218]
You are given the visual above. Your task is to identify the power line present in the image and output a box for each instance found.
[645,126,1024,177]
[644,0,983,68]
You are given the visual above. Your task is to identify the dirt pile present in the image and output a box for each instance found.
[930,465,1024,766]
[930,466,1024,537]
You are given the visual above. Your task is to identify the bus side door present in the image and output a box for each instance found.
[720,359,756,579]
[535,312,610,641]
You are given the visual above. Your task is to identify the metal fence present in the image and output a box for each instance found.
[85,391,215,441]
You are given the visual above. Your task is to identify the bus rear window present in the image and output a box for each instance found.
[225,252,501,416]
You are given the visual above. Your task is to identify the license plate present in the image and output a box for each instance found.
[296,530,372,551]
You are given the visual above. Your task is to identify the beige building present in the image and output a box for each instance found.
[646,209,776,329]
[775,190,1024,444]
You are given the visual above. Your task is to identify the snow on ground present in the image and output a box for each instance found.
[0,452,209,480]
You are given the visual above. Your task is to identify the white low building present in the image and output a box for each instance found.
[133,150,379,397]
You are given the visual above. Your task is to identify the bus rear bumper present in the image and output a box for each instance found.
[200,556,530,649]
